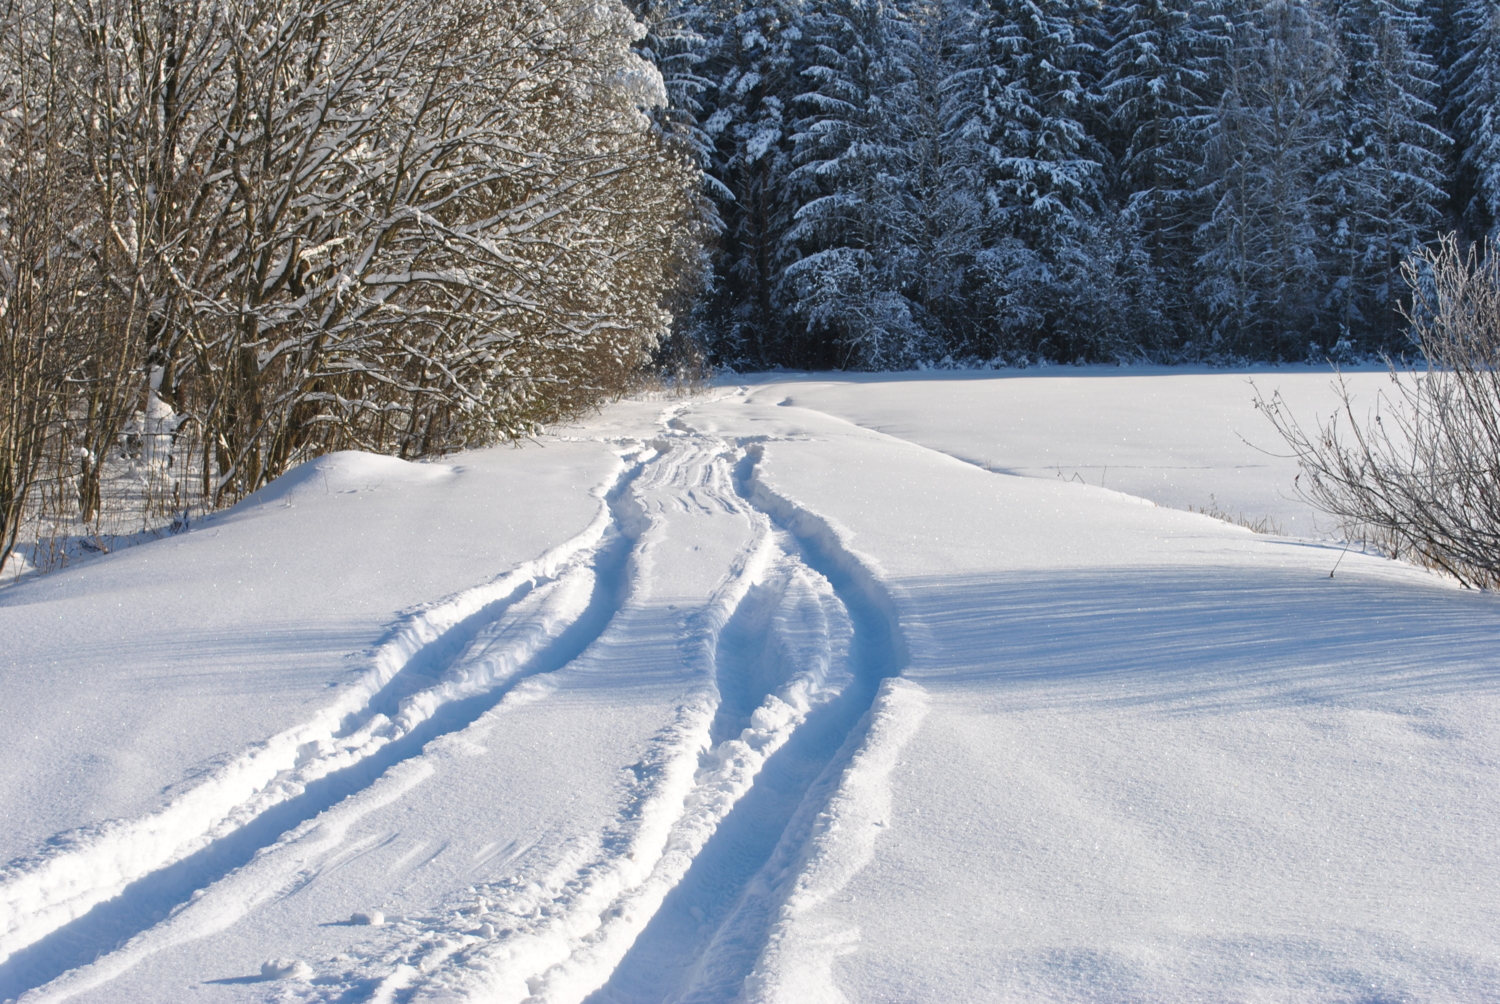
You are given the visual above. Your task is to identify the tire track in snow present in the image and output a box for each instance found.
[281,431,803,1004]
[337,435,784,1004]
[717,440,929,1004]
[576,441,910,1004]
[12,426,921,1004]
[0,458,648,1003]
[13,434,774,1004]
[342,432,914,1004]
[730,676,928,1004]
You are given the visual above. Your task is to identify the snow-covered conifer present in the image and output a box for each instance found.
[1447,0,1500,237]
[1321,0,1449,347]
[940,0,1117,360]
[1193,0,1341,357]
[630,0,723,158]
[1101,1,1227,338]
[688,1,811,366]
[779,0,938,368]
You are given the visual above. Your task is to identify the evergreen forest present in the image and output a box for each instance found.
[634,0,1500,368]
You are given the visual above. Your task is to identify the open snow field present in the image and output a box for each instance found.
[1,368,1496,1003]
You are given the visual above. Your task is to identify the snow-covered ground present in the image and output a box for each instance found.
[2,368,1496,1003]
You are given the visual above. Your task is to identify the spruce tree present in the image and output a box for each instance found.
[1101,1,1227,343]
[1194,0,1340,357]
[692,0,810,367]
[940,0,1113,361]
[1447,0,1500,238]
[1322,0,1449,348]
[780,0,940,368]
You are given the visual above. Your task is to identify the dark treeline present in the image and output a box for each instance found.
[633,0,1500,368]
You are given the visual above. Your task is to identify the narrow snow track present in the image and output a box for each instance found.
[578,442,910,1004]
[290,429,906,1004]
[330,433,798,1004]
[369,431,912,1004]
[0,459,646,1002]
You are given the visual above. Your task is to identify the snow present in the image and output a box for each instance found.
[751,366,1397,538]
[1,369,1497,1003]
[0,446,619,973]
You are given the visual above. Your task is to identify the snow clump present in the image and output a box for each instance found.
[260,958,313,980]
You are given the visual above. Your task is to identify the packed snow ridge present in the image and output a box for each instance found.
[0,371,1496,1003]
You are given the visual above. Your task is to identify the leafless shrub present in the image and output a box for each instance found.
[1,0,703,575]
[0,1,112,573]
[1259,235,1500,587]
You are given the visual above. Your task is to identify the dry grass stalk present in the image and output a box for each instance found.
[1187,495,1286,536]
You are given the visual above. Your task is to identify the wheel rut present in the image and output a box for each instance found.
[305,430,907,1004]
[0,459,648,1003]
[578,441,906,1004]
[291,430,905,1004]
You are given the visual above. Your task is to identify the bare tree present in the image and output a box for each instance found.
[1,0,703,570]
[65,0,702,501]
[0,0,110,570]
[1259,235,1500,587]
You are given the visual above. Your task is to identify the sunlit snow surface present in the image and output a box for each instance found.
[1,369,1495,1004]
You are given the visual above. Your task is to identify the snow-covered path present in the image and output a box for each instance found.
[1,373,1497,1003]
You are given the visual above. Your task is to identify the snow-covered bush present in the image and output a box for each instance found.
[0,0,704,568]
[0,9,102,564]
[1261,236,1500,587]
